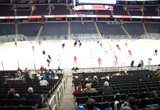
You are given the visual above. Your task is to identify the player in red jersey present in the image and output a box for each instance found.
[74,56,77,64]
[39,41,41,45]
[32,45,34,52]
[128,50,132,56]
[100,43,103,48]
[15,42,17,46]
[125,42,127,47]
[98,57,102,68]
[115,55,118,63]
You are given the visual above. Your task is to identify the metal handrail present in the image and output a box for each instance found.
[49,94,57,110]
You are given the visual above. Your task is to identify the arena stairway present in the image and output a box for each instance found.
[142,22,149,39]
[121,24,132,39]
[57,73,75,110]
[93,21,103,39]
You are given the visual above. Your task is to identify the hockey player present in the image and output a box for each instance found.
[97,41,99,45]
[62,42,65,48]
[115,55,118,63]
[79,42,82,47]
[98,57,102,68]
[74,55,77,64]
[48,54,51,60]
[15,42,17,47]
[116,44,121,51]
[39,41,41,45]
[42,50,46,57]
[125,42,127,47]
[47,59,50,67]
[154,49,158,56]
[128,50,132,56]
[74,41,77,47]
[100,42,103,48]
[32,45,34,52]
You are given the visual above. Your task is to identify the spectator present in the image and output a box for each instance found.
[48,69,54,74]
[25,68,28,75]
[75,66,79,71]
[121,106,132,110]
[84,78,89,84]
[115,97,138,110]
[26,87,42,102]
[124,71,129,75]
[72,85,84,97]
[91,80,99,88]
[148,91,158,98]
[84,83,97,93]
[154,72,160,78]
[88,76,92,81]
[141,60,144,68]
[54,74,59,79]
[76,98,100,110]
[73,76,79,83]
[6,88,23,99]
[39,77,49,86]
[45,75,51,80]
[97,81,113,95]
[93,75,98,81]
[57,66,62,71]
[141,75,150,81]
[114,71,121,76]
[37,72,40,78]
[73,73,78,79]
[38,74,43,80]
[131,60,134,68]
[17,68,22,78]
[137,62,141,67]
[40,66,44,74]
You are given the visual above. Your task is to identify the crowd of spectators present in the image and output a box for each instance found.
[73,71,160,110]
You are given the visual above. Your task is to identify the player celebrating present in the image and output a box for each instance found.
[116,44,121,51]
[42,50,46,58]
[154,49,158,56]
[74,55,77,64]
[128,50,132,56]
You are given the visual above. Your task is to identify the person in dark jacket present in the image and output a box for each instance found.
[131,60,134,68]
[137,62,141,67]
[6,88,23,99]
[120,97,138,110]
[26,87,42,102]
[97,81,113,95]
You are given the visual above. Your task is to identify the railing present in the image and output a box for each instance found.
[0,33,160,43]
[48,72,67,110]
[49,94,57,110]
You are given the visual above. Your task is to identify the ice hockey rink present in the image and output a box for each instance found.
[0,39,160,70]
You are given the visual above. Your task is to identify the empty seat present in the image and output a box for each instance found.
[90,95,102,102]
[102,95,115,102]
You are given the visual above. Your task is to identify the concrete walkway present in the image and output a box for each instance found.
[58,74,75,110]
